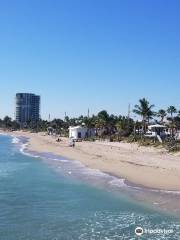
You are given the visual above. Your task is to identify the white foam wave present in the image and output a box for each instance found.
[60,159,69,162]
[78,166,180,195]
[12,137,20,144]
[0,132,8,136]
[154,189,180,195]
[20,143,28,153]
[109,178,126,188]
[127,182,180,195]
[19,143,39,158]
[81,168,108,177]
[22,151,40,158]
[48,158,69,162]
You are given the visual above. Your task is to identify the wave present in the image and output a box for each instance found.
[153,189,180,195]
[43,155,128,189]
[109,178,126,188]
[20,144,40,158]
[48,158,69,162]
[0,132,8,136]
[11,136,40,159]
[12,137,20,144]
[20,143,28,153]
[125,181,180,196]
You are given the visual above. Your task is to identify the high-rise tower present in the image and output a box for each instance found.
[15,93,40,125]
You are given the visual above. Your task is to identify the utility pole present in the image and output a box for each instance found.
[127,104,131,131]
[64,112,67,120]
[128,104,131,119]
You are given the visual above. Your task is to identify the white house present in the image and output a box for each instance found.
[144,124,168,143]
[69,126,95,140]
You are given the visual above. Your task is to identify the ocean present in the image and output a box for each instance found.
[0,134,179,240]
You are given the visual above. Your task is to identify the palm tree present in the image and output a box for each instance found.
[115,119,127,140]
[97,110,109,122]
[82,116,95,138]
[3,116,12,128]
[167,106,177,137]
[167,106,177,118]
[133,98,155,132]
[115,121,123,141]
[95,117,106,138]
[157,109,167,123]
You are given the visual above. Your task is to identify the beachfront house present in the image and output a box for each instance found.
[144,124,168,142]
[69,126,95,140]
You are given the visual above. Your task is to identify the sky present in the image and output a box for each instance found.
[0,0,179,120]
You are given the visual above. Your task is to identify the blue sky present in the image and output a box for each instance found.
[0,0,179,120]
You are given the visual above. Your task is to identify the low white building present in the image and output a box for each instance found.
[69,126,95,140]
[144,124,168,142]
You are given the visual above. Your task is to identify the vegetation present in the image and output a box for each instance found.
[0,116,20,130]
[167,106,177,118]
[0,98,180,151]
[157,109,167,123]
[133,98,155,132]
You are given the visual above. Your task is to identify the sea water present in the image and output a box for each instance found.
[0,135,179,240]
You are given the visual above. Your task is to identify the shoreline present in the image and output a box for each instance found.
[1,130,180,192]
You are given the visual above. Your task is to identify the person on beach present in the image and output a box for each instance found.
[72,139,75,148]
[69,138,75,147]
[56,138,61,142]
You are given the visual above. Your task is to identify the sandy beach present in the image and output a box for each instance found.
[3,130,180,191]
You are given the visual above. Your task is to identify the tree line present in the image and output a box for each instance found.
[0,98,180,140]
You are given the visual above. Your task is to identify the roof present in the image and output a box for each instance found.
[69,126,87,130]
[148,124,166,129]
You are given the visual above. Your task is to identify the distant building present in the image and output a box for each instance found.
[69,126,95,140]
[15,93,40,125]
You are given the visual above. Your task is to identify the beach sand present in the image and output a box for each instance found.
[3,130,180,191]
